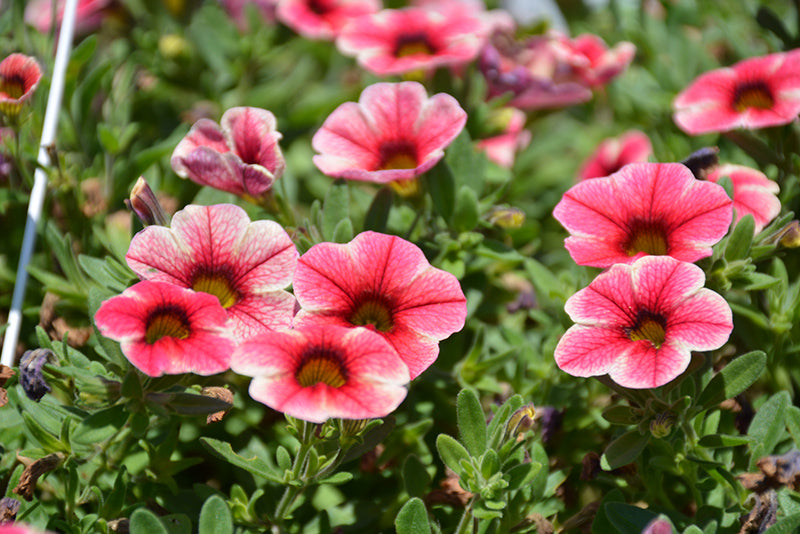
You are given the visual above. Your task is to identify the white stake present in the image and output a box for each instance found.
[2,0,79,367]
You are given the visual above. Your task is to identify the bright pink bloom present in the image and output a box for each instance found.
[336,7,484,76]
[276,0,380,40]
[126,204,297,342]
[292,231,467,379]
[707,163,781,234]
[641,518,674,534]
[171,107,285,201]
[673,50,800,134]
[25,0,113,35]
[312,82,466,184]
[411,0,515,36]
[475,108,531,168]
[551,32,636,88]
[554,163,732,268]
[0,54,42,117]
[578,130,652,181]
[555,256,733,389]
[232,324,409,423]
[219,0,278,31]
[95,281,236,376]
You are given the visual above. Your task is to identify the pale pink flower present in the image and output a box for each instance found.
[292,231,467,379]
[25,0,113,35]
[555,256,733,389]
[673,50,800,134]
[126,204,297,341]
[553,163,732,268]
[0,54,42,117]
[641,518,674,534]
[276,0,380,40]
[550,32,636,88]
[232,324,409,423]
[312,82,466,185]
[95,281,236,377]
[578,130,652,181]
[475,107,531,168]
[707,163,781,234]
[171,107,285,201]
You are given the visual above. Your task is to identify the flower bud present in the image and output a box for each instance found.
[125,177,170,226]
[506,403,536,439]
[778,220,800,248]
[649,411,676,438]
[680,146,719,180]
[488,206,525,229]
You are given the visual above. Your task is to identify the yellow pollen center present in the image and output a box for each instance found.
[734,83,774,112]
[625,313,666,349]
[350,300,393,332]
[296,354,347,388]
[192,273,238,308]
[145,309,191,344]
[396,40,434,58]
[380,151,418,171]
[389,178,421,197]
[625,222,668,256]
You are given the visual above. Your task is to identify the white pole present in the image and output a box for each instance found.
[1,0,79,367]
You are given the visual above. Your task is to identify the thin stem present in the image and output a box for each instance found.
[454,496,476,534]
[272,421,317,531]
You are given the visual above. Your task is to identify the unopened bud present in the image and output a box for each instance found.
[201,387,234,424]
[340,418,370,437]
[488,206,525,229]
[506,403,536,439]
[649,412,676,438]
[125,177,169,226]
[680,146,719,180]
[778,220,800,248]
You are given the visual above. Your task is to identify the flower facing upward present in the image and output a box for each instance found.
[0,54,42,117]
[553,162,732,268]
[292,231,467,379]
[171,107,285,201]
[312,82,466,186]
[707,164,781,234]
[336,7,484,76]
[578,130,652,181]
[231,324,409,423]
[94,281,236,376]
[555,256,733,389]
[276,0,380,41]
[673,50,800,135]
[126,204,297,341]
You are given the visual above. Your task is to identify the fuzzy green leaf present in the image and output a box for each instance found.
[72,403,128,445]
[395,498,431,534]
[436,434,472,475]
[725,215,755,261]
[322,180,350,242]
[129,508,169,534]
[200,438,282,483]
[601,430,648,471]
[457,388,487,456]
[697,351,766,410]
[198,495,233,534]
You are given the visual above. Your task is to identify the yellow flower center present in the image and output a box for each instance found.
[395,36,434,58]
[350,299,393,332]
[145,307,191,344]
[381,152,418,171]
[625,221,668,256]
[192,271,238,308]
[389,178,420,198]
[296,352,347,388]
[733,81,774,112]
[0,75,25,99]
[625,312,666,349]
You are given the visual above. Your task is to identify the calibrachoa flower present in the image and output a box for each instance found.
[475,107,531,168]
[578,130,652,181]
[220,0,278,31]
[292,231,467,379]
[336,7,484,76]
[553,162,732,268]
[707,163,781,234]
[171,107,285,201]
[550,32,636,88]
[232,324,409,423]
[554,255,733,389]
[126,204,297,341]
[94,281,236,376]
[276,0,380,40]
[24,0,115,35]
[673,50,800,135]
[312,82,466,188]
[0,54,42,117]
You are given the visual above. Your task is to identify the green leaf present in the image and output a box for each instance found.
[457,389,487,456]
[22,412,66,452]
[725,215,755,261]
[697,434,753,448]
[402,455,431,498]
[319,471,353,485]
[395,498,431,534]
[436,434,472,475]
[331,218,354,243]
[276,446,292,472]
[786,406,800,448]
[764,512,800,534]
[72,404,128,445]
[425,160,456,221]
[98,123,121,155]
[200,438,282,483]
[604,502,659,534]
[322,180,350,242]
[601,430,648,471]
[363,187,393,233]
[198,495,233,534]
[129,508,169,534]
[480,449,499,479]
[602,405,642,425]
[146,392,232,416]
[748,391,790,468]
[696,351,766,410]
[445,130,485,193]
[451,186,480,232]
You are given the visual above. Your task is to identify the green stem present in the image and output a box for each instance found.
[454,497,476,534]
[272,421,317,531]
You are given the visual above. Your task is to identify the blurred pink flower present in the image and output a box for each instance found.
[276,0,380,40]
[551,32,636,88]
[641,518,674,534]
[292,231,467,379]
[126,204,297,341]
[336,6,484,76]
[411,0,515,35]
[25,0,113,35]
[171,107,285,201]
[95,281,236,377]
[312,82,466,187]
[475,107,531,168]
[578,130,652,180]
[673,50,800,135]
[219,0,278,31]
[0,54,42,117]
[707,163,781,234]
[232,324,409,423]
[555,255,732,389]
[554,163,732,268]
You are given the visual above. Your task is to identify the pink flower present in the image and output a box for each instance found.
[0,54,42,117]
[551,32,636,88]
[553,163,732,268]
[126,204,297,342]
[292,231,467,379]
[95,281,236,376]
[219,0,278,31]
[475,107,531,168]
[336,7,484,76]
[641,518,674,534]
[578,130,652,181]
[673,50,800,135]
[555,256,733,389]
[231,324,409,423]
[312,82,466,185]
[276,0,380,40]
[171,107,285,201]
[707,163,781,234]
[24,0,113,35]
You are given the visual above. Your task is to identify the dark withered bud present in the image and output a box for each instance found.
[680,146,719,180]
[0,365,14,408]
[13,452,65,501]
[200,386,233,424]
[19,348,56,402]
[778,220,800,248]
[125,176,169,226]
[0,496,20,524]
